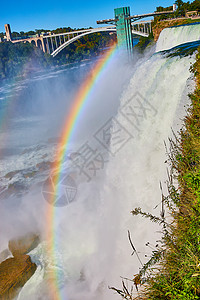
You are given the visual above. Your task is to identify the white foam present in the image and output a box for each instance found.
[156,23,200,52]
[17,51,195,300]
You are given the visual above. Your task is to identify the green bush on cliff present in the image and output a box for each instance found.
[154,0,200,23]
[134,32,155,52]
[111,47,200,300]
[139,46,200,299]
[0,42,53,80]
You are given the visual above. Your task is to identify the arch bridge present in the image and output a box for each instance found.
[4,5,175,57]
[6,21,152,57]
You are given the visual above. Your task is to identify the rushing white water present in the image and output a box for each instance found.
[16,47,196,300]
[156,23,200,52]
[0,22,195,300]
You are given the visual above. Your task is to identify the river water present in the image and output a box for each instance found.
[0,24,199,300]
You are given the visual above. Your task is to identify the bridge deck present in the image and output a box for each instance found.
[97,10,174,24]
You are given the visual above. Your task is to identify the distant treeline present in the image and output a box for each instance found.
[155,0,200,21]
[0,26,98,40]
[0,29,116,80]
[54,32,116,65]
[0,42,53,80]
[0,26,92,39]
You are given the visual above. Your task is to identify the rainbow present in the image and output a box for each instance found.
[46,43,119,299]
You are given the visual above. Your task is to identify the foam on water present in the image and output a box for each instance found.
[156,23,200,52]
[17,50,195,300]
[1,22,199,300]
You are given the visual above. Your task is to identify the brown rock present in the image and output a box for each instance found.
[5,171,21,180]
[0,255,37,300]
[36,161,52,171]
[153,19,199,42]
[8,233,40,257]
[7,182,27,195]
[23,171,37,179]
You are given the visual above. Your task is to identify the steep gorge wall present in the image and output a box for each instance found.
[0,233,39,299]
[153,18,200,41]
[0,255,37,300]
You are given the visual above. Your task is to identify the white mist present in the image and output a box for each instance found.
[17,46,196,300]
[94,53,194,300]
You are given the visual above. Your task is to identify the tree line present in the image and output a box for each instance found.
[155,0,200,21]
[0,42,53,80]
[0,27,116,80]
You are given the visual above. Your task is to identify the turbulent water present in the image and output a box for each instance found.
[156,22,200,52]
[0,23,199,300]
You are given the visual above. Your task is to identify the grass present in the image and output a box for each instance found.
[111,47,200,300]
[134,32,155,52]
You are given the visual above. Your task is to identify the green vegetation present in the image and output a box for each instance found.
[152,0,200,43]
[134,0,200,53]
[134,32,154,52]
[0,42,53,80]
[54,31,116,64]
[0,26,116,80]
[174,0,200,17]
[141,46,200,300]
[154,0,200,22]
[111,47,200,300]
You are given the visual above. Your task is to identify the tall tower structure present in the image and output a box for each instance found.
[5,24,12,41]
[114,7,133,54]
[97,6,174,56]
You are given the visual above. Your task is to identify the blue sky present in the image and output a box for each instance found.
[1,0,175,33]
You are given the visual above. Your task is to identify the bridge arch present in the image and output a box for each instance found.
[51,27,116,57]
[30,40,36,46]
[37,39,43,50]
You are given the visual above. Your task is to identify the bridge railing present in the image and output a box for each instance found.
[42,26,116,55]
[50,26,116,57]
[6,21,152,55]
[132,20,152,36]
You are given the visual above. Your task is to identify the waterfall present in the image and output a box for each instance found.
[156,23,200,52]
[17,29,198,300]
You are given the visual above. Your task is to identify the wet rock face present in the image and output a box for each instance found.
[36,161,52,171]
[0,255,37,300]
[5,171,21,180]
[0,233,40,299]
[153,19,198,41]
[8,233,40,256]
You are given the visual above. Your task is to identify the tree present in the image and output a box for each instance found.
[190,0,200,11]
[175,0,185,16]
[0,42,53,80]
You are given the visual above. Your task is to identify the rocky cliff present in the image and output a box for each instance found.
[153,18,200,41]
[0,233,39,299]
[8,233,40,256]
[0,255,37,300]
